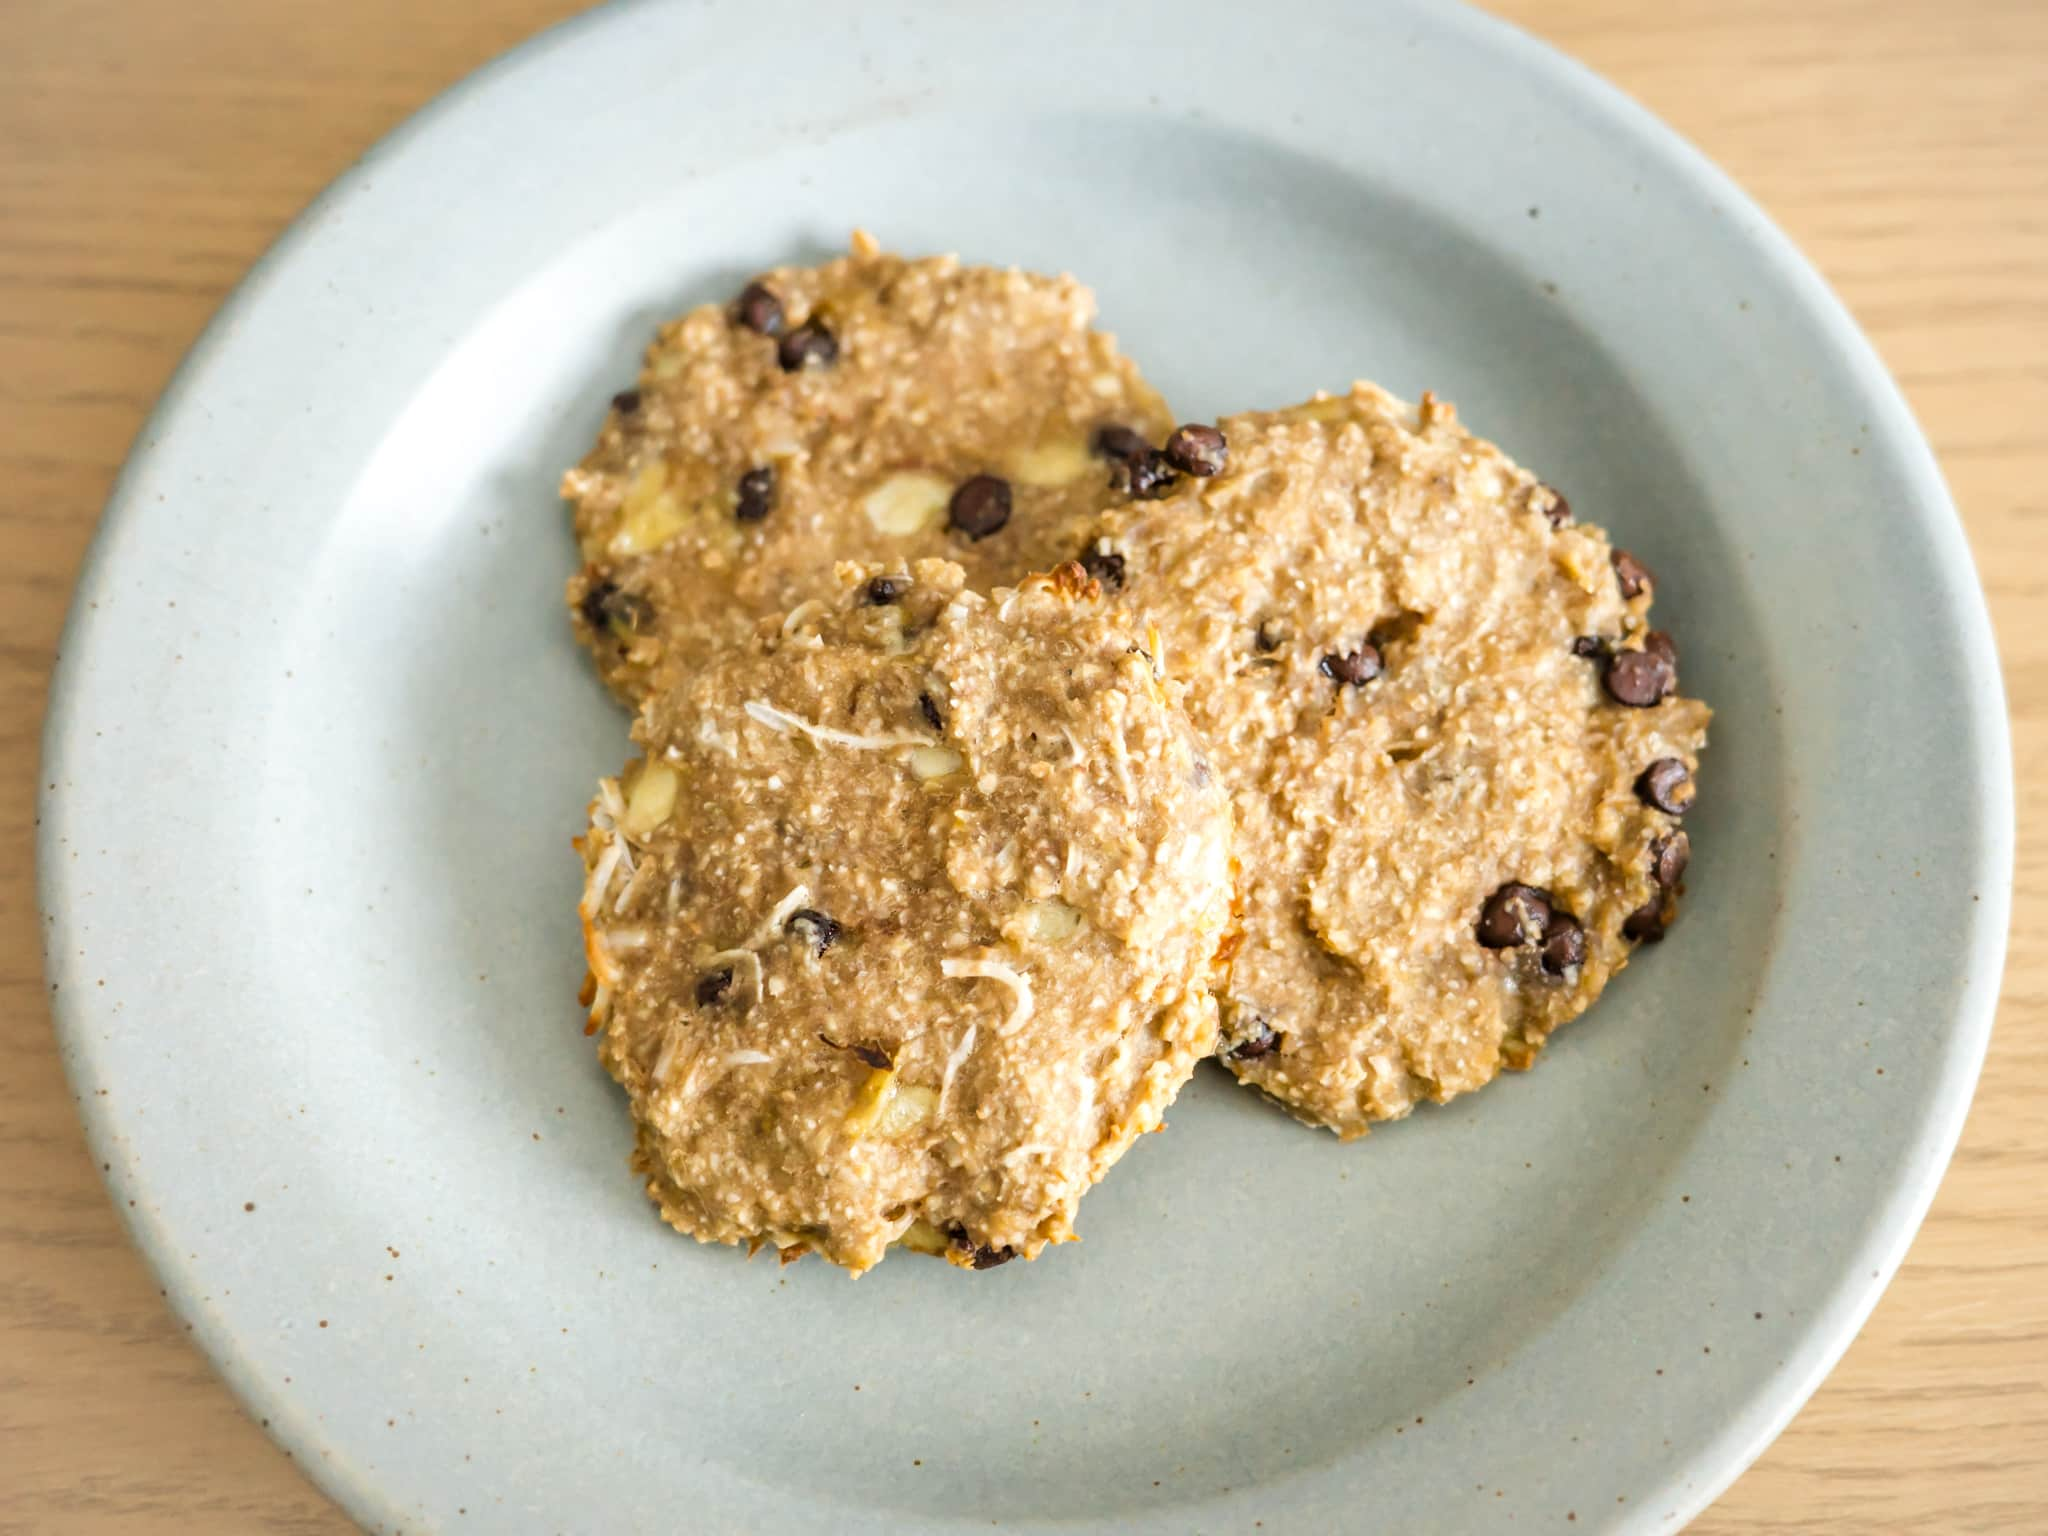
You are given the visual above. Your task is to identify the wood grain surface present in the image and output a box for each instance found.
[2,1,2042,1530]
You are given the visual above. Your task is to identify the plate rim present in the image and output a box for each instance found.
[36,0,2014,1530]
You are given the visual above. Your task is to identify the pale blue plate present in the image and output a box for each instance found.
[40,1,2011,1531]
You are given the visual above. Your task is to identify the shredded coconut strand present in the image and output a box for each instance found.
[703,947,764,1006]
[651,1031,684,1086]
[721,1049,773,1067]
[580,839,624,921]
[747,884,812,948]
[743,700,929,751]
[597,778,626,824]
[780,599,829,636]
[941,957,1035,1036]
[612,856,653,916]
[937,1023,978,1115]
[1106,724,1137,806]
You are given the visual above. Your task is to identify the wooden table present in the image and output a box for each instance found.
[3,2,2042,1529]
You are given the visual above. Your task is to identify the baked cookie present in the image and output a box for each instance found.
[1079,384,1711,1138]
[576,560,1233,1273]
[563,231,1172,703]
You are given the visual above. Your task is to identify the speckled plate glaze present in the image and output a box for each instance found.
[39,2,2011,1532]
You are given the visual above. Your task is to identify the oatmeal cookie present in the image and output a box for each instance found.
[576,560,1233,1272]
[1080,384,1710,1138]
[563,232,1171,702]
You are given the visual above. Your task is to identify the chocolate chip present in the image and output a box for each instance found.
[695,967,734,1007]
[734,466,775,522]
[611,388,642,414]
[1637,758,1695,815]
[1477,883,1552,948]
[1227,1017,1282,1061]
[578,579,653,638]
[818,1032,890,1069]
[776,320,837,372]
[1538,485,1572,528]
[1650,830,1691,889]
[1571,635,1607,659]
[947,474,1012,539]
[1644,629,1677,667]
[948,1226,1016,1269]
[1623,897,1670,943]
[1612,548,1653,600]
[864,574,908,605]
[1539,913,1587,978]
[732,280,785,336]
[1603,644,1676,707]
[918,692,945,732]
[1319,645,1383,688]
[1092,423,1150,462]
[1079,546,1125,590]
[1111,446,1179,500]
[786,908,842,956]
[1163,423,1227,476]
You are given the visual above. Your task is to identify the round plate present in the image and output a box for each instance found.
[40,2,2011,1531]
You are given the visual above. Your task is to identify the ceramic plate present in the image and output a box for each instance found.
[40,2,2011,1531]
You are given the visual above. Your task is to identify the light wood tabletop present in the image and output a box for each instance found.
[3,1,2042,1530]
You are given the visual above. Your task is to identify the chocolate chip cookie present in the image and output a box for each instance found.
[562,232,1172,703]
[576,560,1233,1271]
[1080,384,1711,1138]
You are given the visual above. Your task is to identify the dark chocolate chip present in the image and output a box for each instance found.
[1650,830,1691,890]
[1163,423,1228,477]
[611,388,642,414]
[786,908,842,956]
[1538,485,1572,528]
[1079,546,1126,590]
[695,967,735,1007]
[1319,645,1383,688]
[948,1226,1016,1269]
[732,281,785,336]
[1227,1017,1282,1061]
[1539,913,1587,977]
[1644,629,1677,666]
[577,578,619,630]
[1112,446,1179,500]
[776,320,837,372]
[734,466,775,522]
[918,692,945,732]
[947,474,1012,539]
[1637,758,1695,815]
[818,1032,890,1069]
[1092,423,1151,462]
[1603,645,1676,707]
[1571,635,1607,659]
[1477,883,1553,948]
[1612,548,1653,600]
[1624,897,1670,943]
[579,579,653,638]
[864,574,909,605]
